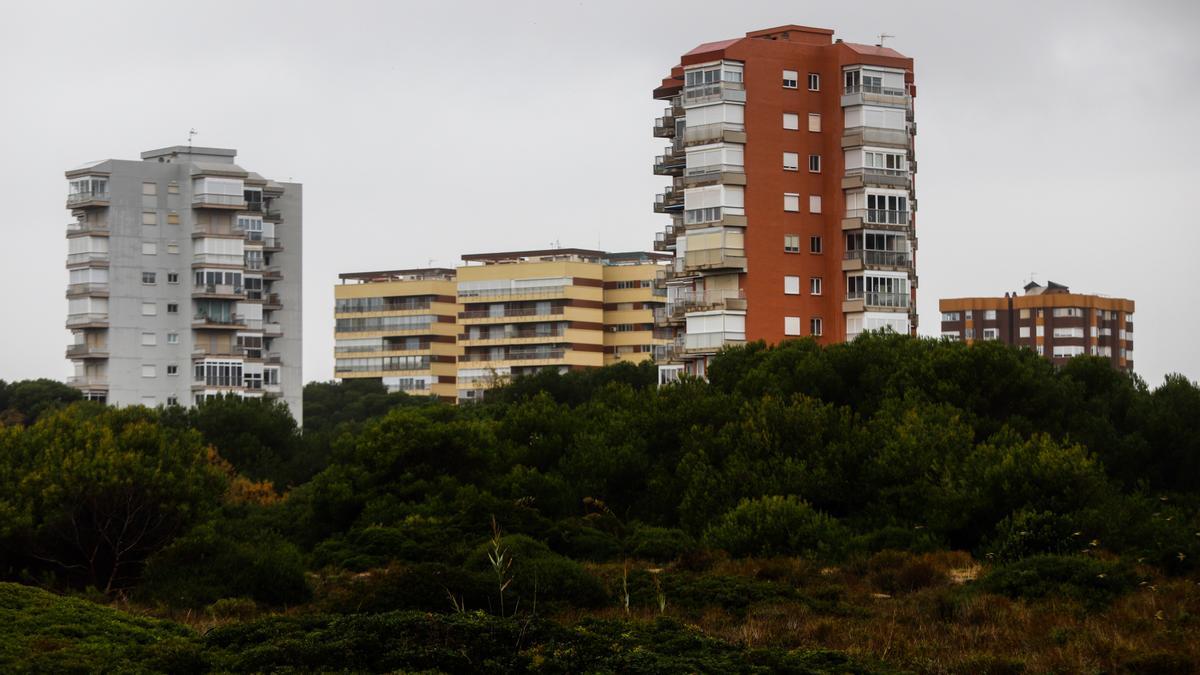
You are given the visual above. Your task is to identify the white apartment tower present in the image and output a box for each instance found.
[65,146,303,422]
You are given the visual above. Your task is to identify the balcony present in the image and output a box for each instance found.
[263,292,283,309]
[841,167,910,190]
[66,221,109,237]
[841,83,912,109]
[682,122,747,147]
[459,306,565,321]
[661,289,746,323]
[652,143,686,177]
[66,312,108,328]
[66,343,108,359]
[192,283,244,299]
[66,191,110,209]
[842,209,910,232]
[684,331,745,354]
[683,248,747,272]
[842,249,912,271]
[262,236,283,252]
[653,107,676,138]
[459,348,567,363]
[263,266,283,280]
[682,80,746,106]
[191,346,246,359]
[192,193,247,209]
[653,222,679,252]
[263,352,282,364]
[66,282,109,298]
[841,126,912,150]
[192,313,246,329]
[263,323,283,337]
[67,375,108,390]
[66,251,110,267]
[681,163,746,188]
[844,291,910,311]
[653,187,684,214]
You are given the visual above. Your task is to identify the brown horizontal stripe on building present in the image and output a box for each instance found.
[568,321,604,330]
[572,277,605,287]
[570,343,605,353]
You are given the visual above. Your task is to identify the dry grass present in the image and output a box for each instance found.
[568,552,1200,673]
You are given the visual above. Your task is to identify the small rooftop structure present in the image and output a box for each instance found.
[338,268,457,284]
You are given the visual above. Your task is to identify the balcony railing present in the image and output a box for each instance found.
[665,289,745,317]
[66,252,109,265]
[684,331,745,351]
[192,193,246,208]
[843,250,912,267]
[66,282,109,296]
[191,346,246,359]
[263,267,283,279]
[263,293,283,307]
[459,306,565,319]
[66,312,108,327]
[67,375,108,388]
[846,209,910,226]
[682,122,745,146]
[67,191,110,207]
[458,286,566,300]
[844,83,908,97]
[66,343,108,358]
[683,248,746,271]
[846,291,910,309]
[460,348,566,363]
[682,80,746,105]
[461,329,566,342]
[264,323,283,336]
[844,166,910,187]
[66,221,109,236]
[194,283,244,297]
[193,313,245,327]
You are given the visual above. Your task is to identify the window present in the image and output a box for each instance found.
[142,271,156,285]
[141,332,157,346]
[167,332,179,344]
[808,113,821,132]
[808,154,821,173]
[1019,326,1031,338]
[1053,345,1085,357]
[810,317,823,336]
[167,243,179,254]
[782,152,799,171]
[166,396,178,406]
[984,310,997,321]
[141,364,157,378]
[167,212,180,225]
[784,234,800,253]
[142,242,157,255]
[784,276,800,295]
[167,182,179,194]
[141,302,156,316]
[167,365,178,376]
[782,69,798,88]
[808,73,820,91]
[1052,307,1083,318]
[1036,345,1045,355]
[784,316,801,336]
[809,195,822,213]
[1053,327,1084,339]
[1036,325,1045,337]
[143,182,157,195]
[1019,309,1031,319]
[810,277,822,295]
[167,272,179,284]
[783,113,799,130]
[941,312,960,322]
[810,236,822,254]
[983,328,999,340]
[142,212,157,226]
[166,303,178,314]
[964,309,973,320]
[783,193,800,212]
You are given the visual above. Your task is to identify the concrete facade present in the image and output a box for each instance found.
[65,145,303,423]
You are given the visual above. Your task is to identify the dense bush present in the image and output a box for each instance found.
[979,554,1139,607]
[704,496,847,559]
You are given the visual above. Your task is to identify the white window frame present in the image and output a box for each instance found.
[808,73,820,91]
[784,193,800,212]
[783,113,799,130]
[808,154,821,173]
[810,317,823,336]
[784,275,800,295]
[142,242,157,255]
[782,151,799,171]
[810,277,822,295]
[141,302,157,316]
[809,195,822,213]
[782,69,798,89]
[784,316,802,336]
[807,113,821,132]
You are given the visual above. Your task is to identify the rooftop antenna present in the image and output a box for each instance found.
[187,128,198,150]
[877,33,894,47]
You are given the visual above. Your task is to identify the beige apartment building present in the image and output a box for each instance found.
[334,269,460,401]
[335,249,671,402]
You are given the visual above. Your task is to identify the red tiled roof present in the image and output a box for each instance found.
[682,37,741,57]
[843,42,908,60]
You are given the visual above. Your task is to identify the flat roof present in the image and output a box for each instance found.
[461,248,672,264]
[339,268,456,282]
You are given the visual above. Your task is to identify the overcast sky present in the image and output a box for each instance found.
[1,0,1197,387]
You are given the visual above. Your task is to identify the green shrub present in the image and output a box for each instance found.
[979,554,1138,608]
[703,495,847,559]
[852,525,945,554]
[984,509,1081,562]
[626,525,697,562]
[545,519,622,562]
[316,562,493,614]
[464,534,606,610]
[311,517,471,570]
[140,523,309,607]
